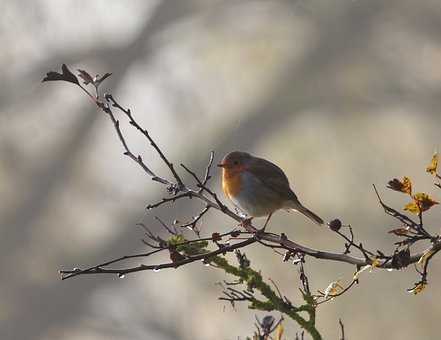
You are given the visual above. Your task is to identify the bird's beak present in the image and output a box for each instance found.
[217,163,225,168]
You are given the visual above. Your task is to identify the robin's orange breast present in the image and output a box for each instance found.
[222,168,243,199]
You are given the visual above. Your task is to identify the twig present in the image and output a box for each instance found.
[154,216,177,236]
[373,184,426,235]
[105,94,185,192]
[59,248,164,280]
[333,224,375,257]
[180,163,230,213]
[178,205,211,235]
[103,104,170,186]
[316,279,359,305]
[60,236,257,279]
[200,151,215,192]
[339,319,345,340]
[45,64,441,340]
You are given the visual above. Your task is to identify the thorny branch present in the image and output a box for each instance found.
[44,65,441,339]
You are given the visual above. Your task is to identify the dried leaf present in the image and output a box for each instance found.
[42,64,79,85]
[275,322,284,340]
[387,178,403,192]
[426,152,438,175]
[413,192,439,212]
[387,176,412,194]
[404,192,439,214]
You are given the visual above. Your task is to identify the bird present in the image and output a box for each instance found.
[218,151,323,229]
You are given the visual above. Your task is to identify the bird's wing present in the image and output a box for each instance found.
[246,157,298,201]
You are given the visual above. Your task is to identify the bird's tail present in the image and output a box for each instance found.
[287,200,324,225]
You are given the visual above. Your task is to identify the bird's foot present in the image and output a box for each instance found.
[260,212,273,233]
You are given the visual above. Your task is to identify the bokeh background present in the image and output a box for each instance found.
[2,0,441,339]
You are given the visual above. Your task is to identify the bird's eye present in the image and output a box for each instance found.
[233,160,239,165]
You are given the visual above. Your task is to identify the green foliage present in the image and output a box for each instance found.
[171,236,322,340]
[168,235,209,256]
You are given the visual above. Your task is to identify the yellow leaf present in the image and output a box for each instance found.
[404,201,420,214]
[275,322,284,340]
[387,176,412,194]
[413,192,439,212]
[426,152,438,175]
[407,282,427,295]
[402,176,412,194]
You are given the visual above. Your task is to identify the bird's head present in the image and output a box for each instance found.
[218,151,252,173]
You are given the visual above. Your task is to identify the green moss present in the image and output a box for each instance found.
[167,236,322,339]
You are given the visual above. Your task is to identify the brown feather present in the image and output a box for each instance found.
[246,157,298,201]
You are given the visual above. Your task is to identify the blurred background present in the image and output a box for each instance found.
[2,0,441,339]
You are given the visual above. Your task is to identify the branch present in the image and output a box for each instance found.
[105,94,185,192]
[44,64,441,339]
[60,235,257,279]
[339,319,345,340]
[215,251,322,340]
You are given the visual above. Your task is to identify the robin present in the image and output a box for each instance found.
[218,151,323,229]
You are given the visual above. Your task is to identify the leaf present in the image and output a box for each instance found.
[387,176,412,194]
[404,201,421,214]
[42,64,79,85]
[275,322,284,340]
[77,69,94,85]
[407,282,427,295]
[413,192,439,212]
[426,152,438,175]
[402,176,412,194]
[404,192,439,214]
[168,234,186,245]
[387,178,403,192]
